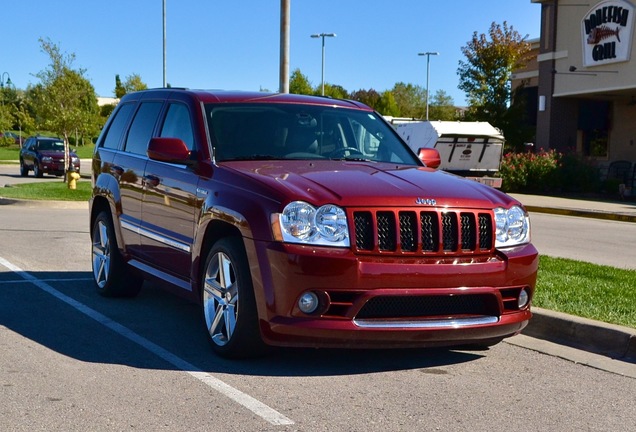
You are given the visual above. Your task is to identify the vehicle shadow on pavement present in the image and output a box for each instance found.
[0,271,488,377]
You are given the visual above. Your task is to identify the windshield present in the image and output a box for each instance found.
[205,103,420,165]
[38,140,64,151]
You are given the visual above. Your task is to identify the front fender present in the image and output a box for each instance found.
[90,172,126,255]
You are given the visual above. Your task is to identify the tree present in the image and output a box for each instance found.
[428,90,458,121]
[350,89,381,110]
[0,105,12,136]
[289,69,314,95]
[123,73,148,94]
[457,21,532,147]
[391,82,427,118]
[375,91,399,117]
[33,38,100,179]
[114,74,126,98]
[322,83,349,99]
[115,73,147,98]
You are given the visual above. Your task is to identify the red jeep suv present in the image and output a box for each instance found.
[90,89,538,358]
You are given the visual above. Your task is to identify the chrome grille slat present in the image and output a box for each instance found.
[352,208,494,255]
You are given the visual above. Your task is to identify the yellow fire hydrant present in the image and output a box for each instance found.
[67,169,80,190]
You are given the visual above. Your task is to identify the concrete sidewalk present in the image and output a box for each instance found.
[511,193,636,223]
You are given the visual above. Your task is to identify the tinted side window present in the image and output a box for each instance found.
[160,103,194,150]
[102,103,135,150]
[124,102,163,156]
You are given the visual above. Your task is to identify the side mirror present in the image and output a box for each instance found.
[147,137,193,164]
[417,148,441,169]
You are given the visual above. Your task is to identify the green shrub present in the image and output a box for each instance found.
[499,150,601,194]
[0,136,15,148]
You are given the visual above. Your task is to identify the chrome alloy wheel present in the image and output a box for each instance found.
[92,219,111,289]
[203,251,239,347]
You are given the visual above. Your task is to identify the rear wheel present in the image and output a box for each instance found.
[91,211,143,297]
[201,237,266,358]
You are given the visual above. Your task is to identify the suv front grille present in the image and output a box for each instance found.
[352,208,494,255]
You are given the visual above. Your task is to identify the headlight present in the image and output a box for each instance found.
[71,156,80,163]
[42,156,53,163]
[494,205,530,248]
[277,201,350,247]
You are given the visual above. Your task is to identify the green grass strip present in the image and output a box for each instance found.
[535,255,636,328]
[0,180,91,201]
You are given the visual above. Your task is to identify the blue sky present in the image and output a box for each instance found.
[3,1,540,105]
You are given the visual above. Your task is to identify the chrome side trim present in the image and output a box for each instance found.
[353,316,499,329]
[121,220,191,253]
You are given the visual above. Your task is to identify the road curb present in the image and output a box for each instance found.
[524,307,636,362]
[524,205,636,223]
[0,196,88,209]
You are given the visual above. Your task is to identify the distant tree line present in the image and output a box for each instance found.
[288,69,460,121]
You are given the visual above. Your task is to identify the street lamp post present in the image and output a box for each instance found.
[1,72,12,108]
[311,33,336,96]
[0,72,11,89]
[163,0,167,87]
[418,52,439,120]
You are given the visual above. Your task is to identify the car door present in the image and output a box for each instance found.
[113,100,164,257]
[140,101,200,282]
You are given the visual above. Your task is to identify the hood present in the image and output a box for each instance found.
[223,160,517,209]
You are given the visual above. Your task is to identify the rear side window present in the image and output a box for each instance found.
[102,103,135,150]
[160,103,194,150]
[124,102,163,156]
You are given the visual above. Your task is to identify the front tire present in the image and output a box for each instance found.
[91,211,143,297]
[201,237,266,358]
[19,160,28,177]
[33,162,43,178]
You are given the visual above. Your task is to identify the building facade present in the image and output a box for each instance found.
[532,0,636,168]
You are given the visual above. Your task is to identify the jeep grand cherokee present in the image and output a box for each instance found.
[89,89,538,358]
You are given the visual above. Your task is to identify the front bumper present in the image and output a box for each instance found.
[41,160,80,175]
[249,240,539,348]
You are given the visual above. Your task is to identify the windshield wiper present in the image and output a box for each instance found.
[226,155,280,161]
[331,156,374,162]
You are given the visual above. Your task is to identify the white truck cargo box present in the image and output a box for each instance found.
[393,120,504,188]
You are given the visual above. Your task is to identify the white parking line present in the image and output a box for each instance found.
[2,277,94,284]
[0,256,294,426]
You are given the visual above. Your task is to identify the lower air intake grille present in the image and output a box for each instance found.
[356,294,498,319]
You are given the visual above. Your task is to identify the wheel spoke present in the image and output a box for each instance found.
[210,303,225,337]
[224,303,237,337]
[203,277,224,302]
[218,253,233,289]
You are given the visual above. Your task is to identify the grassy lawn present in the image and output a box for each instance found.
[0,146,21,162]
[535,255,636,328]
[0,143,95,161]
[0,180,91,201]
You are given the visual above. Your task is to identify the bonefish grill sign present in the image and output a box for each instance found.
[581,0,635,66]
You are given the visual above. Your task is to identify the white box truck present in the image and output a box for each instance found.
[388,119,505,188]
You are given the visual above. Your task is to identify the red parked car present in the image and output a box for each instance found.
[19,136,80,177]
[90,89,538,358]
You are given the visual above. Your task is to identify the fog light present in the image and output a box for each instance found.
[298,292,319,314]
[518,288,529,309]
